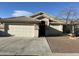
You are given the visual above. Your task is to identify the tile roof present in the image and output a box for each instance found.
[0,16,40,23]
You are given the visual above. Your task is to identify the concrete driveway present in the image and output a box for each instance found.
[0,37,52,56]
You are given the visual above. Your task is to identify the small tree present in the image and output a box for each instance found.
[57,7,78,34]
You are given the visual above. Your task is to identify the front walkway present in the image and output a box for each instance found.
[0,37,52,56]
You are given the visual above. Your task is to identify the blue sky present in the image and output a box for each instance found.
[0,2,79,18]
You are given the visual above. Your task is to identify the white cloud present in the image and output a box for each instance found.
[12,10,33,17]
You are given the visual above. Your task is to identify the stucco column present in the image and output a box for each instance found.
[72,25,75,34]
[34,24,39,37]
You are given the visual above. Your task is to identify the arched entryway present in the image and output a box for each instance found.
[39,21,45,37]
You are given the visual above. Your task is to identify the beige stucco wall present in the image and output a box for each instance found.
[45,25,63,36]
[34,24,39,37]
[50,25,63,32]
[42,18,49,26]
[8,24,39,37]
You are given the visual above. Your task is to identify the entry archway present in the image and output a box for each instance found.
[39,21,45,37]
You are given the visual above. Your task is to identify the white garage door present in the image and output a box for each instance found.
[8,25,35,37]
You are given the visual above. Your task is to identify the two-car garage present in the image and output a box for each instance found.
[2,16,39,37]
[7,24,38,37]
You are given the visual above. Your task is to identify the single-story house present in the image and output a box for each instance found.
[0,12,79,37]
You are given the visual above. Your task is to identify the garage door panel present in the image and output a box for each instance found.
[8,25,35,37]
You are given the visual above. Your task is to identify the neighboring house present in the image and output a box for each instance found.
[73,20,79,36]
[0,23,6,36]
[0,12,79,37]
